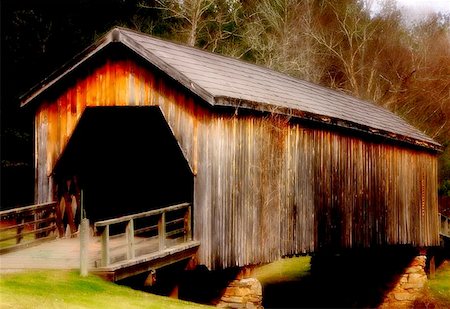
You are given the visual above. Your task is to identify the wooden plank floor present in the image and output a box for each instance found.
[0,235,199,278]
[0,236,101,272]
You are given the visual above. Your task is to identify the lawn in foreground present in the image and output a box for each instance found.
[0,270,211,309]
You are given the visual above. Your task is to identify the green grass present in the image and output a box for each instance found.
[252,256,311,285]
[427,261,450,304]
[0,270,211,309]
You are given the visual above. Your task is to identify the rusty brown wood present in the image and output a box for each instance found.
[31,54,440,270]
[0,202,58,254]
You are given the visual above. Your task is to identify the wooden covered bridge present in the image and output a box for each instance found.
[0,27,444,279]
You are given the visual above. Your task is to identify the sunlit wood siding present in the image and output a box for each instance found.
[34,56,439,270]
[198,115,439,268]
[35,58,199,203]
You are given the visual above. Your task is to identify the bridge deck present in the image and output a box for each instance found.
[0,202,198,280]
[0,235,199,281]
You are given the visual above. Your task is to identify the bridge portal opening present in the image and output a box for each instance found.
[53,106,194,223]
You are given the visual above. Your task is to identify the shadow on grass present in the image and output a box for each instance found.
[261,247,417,308]
[120,246,444,308]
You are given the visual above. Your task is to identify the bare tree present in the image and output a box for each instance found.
[141,0,242,50]
[242,0,324,82]
[140,0,214,46]
[307,1,389,100]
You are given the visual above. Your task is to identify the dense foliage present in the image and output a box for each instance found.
[1,0,449,207]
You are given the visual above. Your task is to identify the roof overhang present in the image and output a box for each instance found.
[20,27,443,152]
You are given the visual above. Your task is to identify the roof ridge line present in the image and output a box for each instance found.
[115,28,216,106]
[115,27,390,113]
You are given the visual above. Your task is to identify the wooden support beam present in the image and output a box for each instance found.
[80,218,89,277]
[93,241,200,282]
[429,256,435,279]
[184,205,191,242]
[126,219,135,260]
[159,213,166,251]
[101,225,110,267]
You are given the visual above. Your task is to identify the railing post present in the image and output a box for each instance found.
[158,212,166,250]
[184,205,191,242]
[56,198,64,237]
[80,218,89,276]
[34,211,38,239]
[445,217,450,236]
[16,215,24,244]
[126,219,135,259]
[101,225,110,267]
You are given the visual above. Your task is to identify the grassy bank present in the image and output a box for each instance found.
[418,260,450,307]
[0,270,211,309]
[253,256,450,308]
[252,256,311,284]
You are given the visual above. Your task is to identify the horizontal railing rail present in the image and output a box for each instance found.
[0,202,58,253]
[94,202,192,267]
[439,213,450,238]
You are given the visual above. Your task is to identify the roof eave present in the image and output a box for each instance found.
[214,96,443,152]
[20,31,115,108]
[19,27,441,153]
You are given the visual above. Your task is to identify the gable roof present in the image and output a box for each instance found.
[20,27,441,151]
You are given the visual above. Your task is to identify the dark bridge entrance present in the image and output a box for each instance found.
[54,106,194,224]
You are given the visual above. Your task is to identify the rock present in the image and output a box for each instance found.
[380,254,428,308]
[223,287,251,297]
[399,274,409,283]
[217,302,246,309]
[394,292,416,301]
[405,266,423,274]
[408,273,426,284]
[217,277,263,309]
[221,296,245,303]
[402,282,425,290]
[410,256,426,267]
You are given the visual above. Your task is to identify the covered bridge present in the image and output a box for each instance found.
[21,27,441,270]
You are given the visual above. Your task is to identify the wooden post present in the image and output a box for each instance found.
[158,212,166,250]
[65,193,76,236]
[16,215,24,244]
[34,211,38,239]
[126,219,135,259]
[445,217,450,236]
[184,205,191,242]
[429,256,435,279]
[438,214,441,234]
[56,198,64,237]
[101,225,110,267]
[80,218,89,277]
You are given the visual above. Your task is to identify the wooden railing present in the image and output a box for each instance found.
[439,213,450,238]
[0,202,58,253]
[94,203,192,267]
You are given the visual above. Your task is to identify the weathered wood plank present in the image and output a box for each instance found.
[33,55,440,271]
[94,203,190,227]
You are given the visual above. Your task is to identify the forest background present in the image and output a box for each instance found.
[1,0,449,209]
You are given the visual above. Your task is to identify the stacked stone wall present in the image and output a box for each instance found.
[380,255,427,308]
[217,278,263,309]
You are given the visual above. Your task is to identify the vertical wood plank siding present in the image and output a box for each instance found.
[34,58,440,270]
